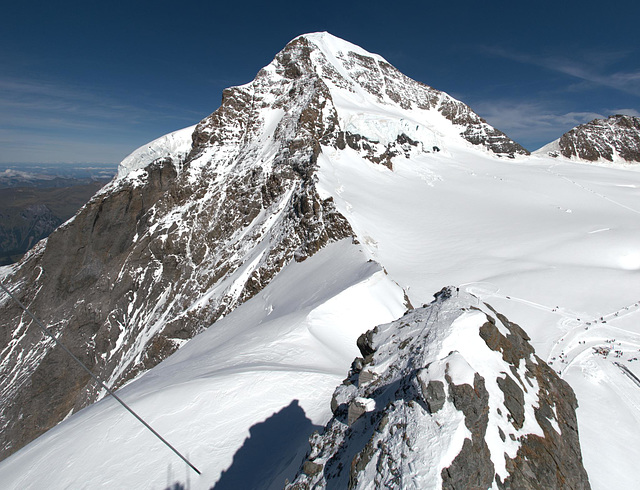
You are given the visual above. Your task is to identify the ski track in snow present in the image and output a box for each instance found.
[546,163,640,215]
[461,280,640,377]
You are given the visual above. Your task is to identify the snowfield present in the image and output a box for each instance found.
[0,241,406,489]
[317,146,640,489]
[1,32,640,489]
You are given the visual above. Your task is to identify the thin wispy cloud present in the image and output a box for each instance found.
[0,76,206,163]
[481,46,640,97]
[471,99,612,150]
[0,128,137,163]
[0,76,201,128]
[608,108,640,117]
[473,94,640,151]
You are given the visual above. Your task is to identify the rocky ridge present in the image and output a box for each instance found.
[0,33,529,460]
[287,287,591,489]
[537,114,640,163]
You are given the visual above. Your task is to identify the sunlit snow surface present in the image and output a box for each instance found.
[317,146,640,490]
[2,32,640,489]
[3,149,638,490]
[0,241,406,489]
[117,125,196,179]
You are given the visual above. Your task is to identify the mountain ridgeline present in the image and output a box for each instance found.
[536,114,640,162]
[0,32,530,461]
[2,32,636,487]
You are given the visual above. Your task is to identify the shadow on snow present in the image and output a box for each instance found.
[212,399,321,490]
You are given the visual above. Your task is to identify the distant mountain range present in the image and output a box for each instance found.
[0,163,115,264]
[0,163,116,188]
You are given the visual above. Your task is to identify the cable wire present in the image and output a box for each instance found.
[0,282,201,475]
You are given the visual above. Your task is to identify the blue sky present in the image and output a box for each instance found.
[2,0,639,164]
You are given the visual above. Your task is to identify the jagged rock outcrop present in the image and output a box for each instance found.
[537,114,640,163]
[0,33,528,461]
[287,287,590,489]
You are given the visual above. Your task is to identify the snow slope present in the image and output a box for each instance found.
[1,32,639,489]
[316,146,640,489]
[0,240,406,489]
[117,125,196,179]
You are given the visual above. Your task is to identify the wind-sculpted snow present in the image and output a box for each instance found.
[117,124,196,179]
[288,287,590,489]
[0,240,407,490]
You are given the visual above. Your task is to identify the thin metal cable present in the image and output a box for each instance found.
[0,282,201,475]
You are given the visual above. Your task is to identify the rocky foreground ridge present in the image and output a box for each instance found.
[287,287,591,489]
[537,114,640,163]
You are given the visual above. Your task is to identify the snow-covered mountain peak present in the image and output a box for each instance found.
[282,32,529,159]
[535,114,640,164]
[297,31,390,65]
[120,31,528,184]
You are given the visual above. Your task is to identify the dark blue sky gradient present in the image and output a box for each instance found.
[2,0,639,163]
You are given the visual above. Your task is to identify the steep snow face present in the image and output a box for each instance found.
[288,288,590,489]
[536,115,640,164]
[299,32,528,159]
[117,124,196,179]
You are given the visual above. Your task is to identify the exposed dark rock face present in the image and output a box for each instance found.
[479,311,591,489]
[438,98,529,158]
[441,373,494,489]
[0,204,61,264]
[286,287,590,489]
[0,159,182,457]
[542,115,640,162]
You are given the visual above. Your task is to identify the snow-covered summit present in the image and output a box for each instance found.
[117,124,196,179]
[120,30,527,184]
[297,31,390,65]
[535,114,640,164]
[282,32,529,159]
